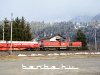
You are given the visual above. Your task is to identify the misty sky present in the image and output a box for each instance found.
[0,0,100,22]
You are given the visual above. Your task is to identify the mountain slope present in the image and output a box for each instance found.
[92,14,100,21]
[71,16,93,23]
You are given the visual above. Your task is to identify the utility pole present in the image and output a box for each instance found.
[3,22,4,41]
[94,28,97,51]
[94,21,98,51]
[10,13,13,55]
[3,18,9,41]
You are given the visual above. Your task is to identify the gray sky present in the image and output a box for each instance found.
[0,0,100,22]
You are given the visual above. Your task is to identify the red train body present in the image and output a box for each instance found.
[41,40,82,49]
[71,42,82,47]
[0,41,39,50]
[0,40,82,51]
[42,40,61,47]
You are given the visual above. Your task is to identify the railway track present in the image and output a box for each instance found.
[0,50,100,56]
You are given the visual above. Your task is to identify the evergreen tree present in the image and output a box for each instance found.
[20,17,26,41]
[76,29,88,50]
[24,22,32,41]
[4,18,10,41]
[12,17,21,40]
[0,25,3,40]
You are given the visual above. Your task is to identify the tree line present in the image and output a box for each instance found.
[0,17,32,41]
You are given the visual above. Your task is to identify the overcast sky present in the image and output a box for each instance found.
[0,0,100,22]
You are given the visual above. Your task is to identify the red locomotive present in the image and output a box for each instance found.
[41,40,82,50]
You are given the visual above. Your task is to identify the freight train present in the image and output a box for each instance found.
[0,40,82,51]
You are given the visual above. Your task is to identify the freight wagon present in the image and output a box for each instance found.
[0,41,39,50]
